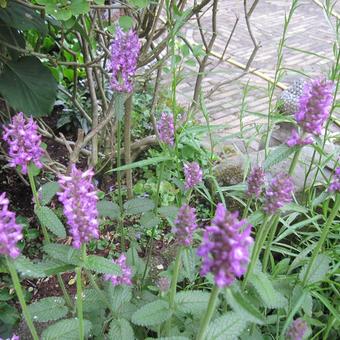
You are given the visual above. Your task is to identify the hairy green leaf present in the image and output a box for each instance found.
[124,198,155,215]
[299,254,330,284]
[106,285,132,312]
[28,297,68,322]
[36,206,66,238]
[263,145,298,170]
[84,255,121,275]
[108,318,134,340]
[43,244,82,266]
[40,182,60,206]
[97,200,120,219]
[175,291,210,316]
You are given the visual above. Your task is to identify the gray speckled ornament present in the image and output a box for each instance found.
[280,78,306,115]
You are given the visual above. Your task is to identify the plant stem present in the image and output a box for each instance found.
[76,244,86,340]
[242,197,252,219]
[302,194,340,286]
[262,215,280,272]
[196,286,220,340]
[87,271,112,312]
[288,147,302,176]
[6,257,39,340]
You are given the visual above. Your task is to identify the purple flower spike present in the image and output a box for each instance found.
[174,204,197,246]
[157,112,175,146]
[197,203,253,288]
[329,167,340,193]
[0,193,23,258]
[286,130,314,147]
[246,167,265,198]
[2,112,44,174]
[104,254,132,286]
[264,173,294,215]
[286,318,308,340]
[184,162,203,190]
[109,27,141,93]
[57,165,99,249]
[295,78,333,136]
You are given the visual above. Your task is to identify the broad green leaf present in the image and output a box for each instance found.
[84,255,122,275]
[205,312,247,340]
[299,254,330,284]
[43,244,82,266]
[14,256,46,278]
[0,56,57,116]
[131,300,172,326]
[41,318,92,340]
[124,198,155,215]
[109,156,172,172]
[108,318,134,340]
[119,16,133,31]
[181,248,198,282]
[175,291,210,316]
[158,206,179,221]
[40,182,60,206]
[128,0,150,8]
[106,285,132,312]
[140,211,161,228]
[263,145,298,170]
[97,200,120,219]
[36,206,66,238]
[83,289,102,312]
[28,297,68,322]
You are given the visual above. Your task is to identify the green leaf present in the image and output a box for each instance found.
[40,182,60,206]
[108,318,134,340]
[263,145,298,170]
[225,288,265,325]
[41,318,92,340]
[106,285,132,312]
[128,0,150,8]
[251,271,287,309]
[124,198,155,215]
[140,211,161,228]
[93,0,105,4]
[175,291,210,316]
[83,289,102,312]
[118,16,133,31]
[131,300,172,326]
[14,256,46,278]
[181,248,198,282]
[36,206,66,238]
[84,255,122,275]
[43,244,82,266]
[158,206,179,221]
[0,56,57,116]
[28,297,68,322]
[97,200,120,219]
[108,156,172,172]
[299,254,330,284]
[205,312,247,340]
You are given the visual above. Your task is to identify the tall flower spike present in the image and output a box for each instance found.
[104,254,132,286]
[263,173,294,215]
[2,112,44,174]
[197,203,253,288]
[286,318,308,340]
[157,112,175,146]
[295,78,333,136]
[0,193,23,258]
[109,27,141,93]
[184,162,203,190]
[174,204,197,246]
[329,167,340,193]
[246,166,265,198]
[57,165,99,249]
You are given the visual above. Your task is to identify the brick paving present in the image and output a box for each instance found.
[175,0,339,151]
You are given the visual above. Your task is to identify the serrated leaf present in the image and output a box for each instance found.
[28,297,68,322]
[0,56,57,116]
[83,289,103,313]
[14,256,45,278]
[205,312,247,340]
[108,318,134,340]
[41,318,92,340]
[263,145,298,170]
[124,198,155,215]
[43,244,82,266]
[97,200,120,219]
[251,271,287,309]
[299,254,330,284]
[226,288,265,325]
[40,182,60,206]
[158,206,179,221]
[106,285,132,312]
[181,248,198,282]
[84,255,121,275]
[175,291,210,316]
[36,206,66,238]
[131,300,172,326]
[140,211,161,228]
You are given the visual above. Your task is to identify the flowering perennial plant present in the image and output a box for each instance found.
[286,129,314,147]
[2,112,44,174]
[263,173,294,215]
[329,167,340,193]
[0,192,22,258]
[104,254,132,286]
[57,165,99,248]
[157,112,175,146]
[109,27,141,93]
[197,203,253,287]
[184,162,203,190]
[174,204,197,246]
[246,166,265,198]
[286,318,308,340]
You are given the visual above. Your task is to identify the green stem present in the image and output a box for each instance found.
[302,194,340,286]
[6,257,39,340]
[262,215,280,272]
[288,147,302,176]
[242,197,252,219]
[196,286,220,340]
[87,272,112,312]
[76,244,86,340]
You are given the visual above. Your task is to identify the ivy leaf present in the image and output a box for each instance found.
[84,255,122,275]
[0,56,57,116]
[28,297,68,322]
[39,182,60,206]
[36,206,66,238]
[108,318,134,340]
[131,300,172,326]
[124,198,155,215]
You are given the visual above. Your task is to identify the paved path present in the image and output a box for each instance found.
[176,0,339,152]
